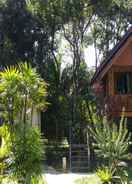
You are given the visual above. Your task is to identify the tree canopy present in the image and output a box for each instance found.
[0,0,131,142]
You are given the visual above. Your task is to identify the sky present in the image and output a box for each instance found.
[84,46,96,68]
[61,39,96,69]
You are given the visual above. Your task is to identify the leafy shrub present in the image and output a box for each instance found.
[90,117,130,169]
[96,167,112,183]
[90,116,130,183]
[0,124,11,182]
[0,63,47,183]
[10,123,44,183]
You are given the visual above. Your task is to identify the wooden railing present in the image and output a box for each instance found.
[104,95,132,113]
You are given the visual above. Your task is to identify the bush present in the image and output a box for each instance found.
[96,166,112,183]
[10,123,44,183]
[0,124,11,182]
[90,116,130,183]
[0,63,47,183]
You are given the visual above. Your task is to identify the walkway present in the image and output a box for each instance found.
[45,173,89,184]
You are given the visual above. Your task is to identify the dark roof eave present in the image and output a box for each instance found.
[91,27,132,85]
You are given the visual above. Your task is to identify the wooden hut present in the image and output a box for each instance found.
[91,27,132,119]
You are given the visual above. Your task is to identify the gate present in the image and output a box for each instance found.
[69,125,90,172]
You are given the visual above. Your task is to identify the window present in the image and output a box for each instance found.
[116,72,132,94]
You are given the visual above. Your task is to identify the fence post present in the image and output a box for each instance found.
[62,157,67,172]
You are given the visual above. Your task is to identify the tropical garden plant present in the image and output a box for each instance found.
[90,115,131,184]
[96,166,112,184]
[0,63,47,183]
[0,124,11,182]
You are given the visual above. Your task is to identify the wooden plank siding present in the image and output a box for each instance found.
[105,95,132,117]
[91,27,132,118]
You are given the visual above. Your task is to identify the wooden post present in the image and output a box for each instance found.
[108,68,114,96]
[62,157,67,173]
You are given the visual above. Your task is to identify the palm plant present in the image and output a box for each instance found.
[90,116,130,183]
[90,117,130,167]
[0,63,47,124]
[0,66,21,123]
[0,63,47,183]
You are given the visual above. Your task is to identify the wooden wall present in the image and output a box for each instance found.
[93,36,132,117]
[114,40,132,66]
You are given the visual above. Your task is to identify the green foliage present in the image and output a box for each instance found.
[18,63,48,110]
[0,124,10,158]
[2,175,47,184]
[26,0,93,25]
[96,166,130,184]
[90,116,130,183]
[96,167,112,183]
[0,124,11,182]
[90,117,130,167]
[31,175,47,184]
[0,63,47,183]
[0,63,47,121]
[0,0,6,7]
[113,167,129,184]
[0,0,131,176]
[91,0,131,62]
[10,123,44,183]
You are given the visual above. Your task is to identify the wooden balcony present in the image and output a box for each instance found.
[104,95,132,117]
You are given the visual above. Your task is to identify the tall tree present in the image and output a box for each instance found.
[91,0,131,64]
